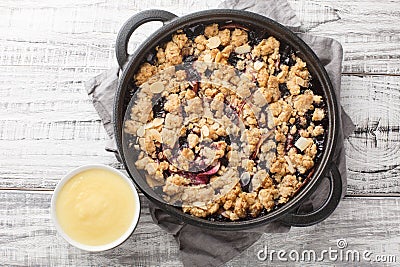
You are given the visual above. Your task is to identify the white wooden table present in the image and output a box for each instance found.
[1,0,400,266]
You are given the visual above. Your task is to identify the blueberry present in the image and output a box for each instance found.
[183,24,205,40]
[183,55,197,63]
[279,83,290,97]
[248,31,263,46]
[146,52,156,65]
[280,44,295,67]
[204,69,213,77]
[178,136,188,149]
[152,97,167,118]
[227,52,240,66]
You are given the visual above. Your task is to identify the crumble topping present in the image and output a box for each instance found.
[124,22,327,222]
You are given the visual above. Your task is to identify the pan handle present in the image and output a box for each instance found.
[279,164,342,227]
[116,10,178,69]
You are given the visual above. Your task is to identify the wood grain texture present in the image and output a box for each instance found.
[0,0,399,74]
[0,191,180,267]
[0,140,120,189]
[288,0,400,74]
[342,75,400,194]
[1,0,400,266]
[0,191,399,266]
[2,74,400,195]
[229,197,400,267]
[0,66,105,122]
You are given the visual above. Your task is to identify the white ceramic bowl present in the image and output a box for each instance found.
[51,164,141,251]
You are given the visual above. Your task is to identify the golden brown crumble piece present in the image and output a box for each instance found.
[165,41,183,65]
[251,37,280,57]
[244,128,261,146]
[312,125,324,136]
[182,147,195,161]
[184,97,204,116]
[156,47,166,64]
[305,143,318,158]
[286,57,310,96]
[231,29,248,47]
[263,75,281,103]
[256,67,269,87]
[294,93,314,114]
[187,133,199,148]
[233,194,248,219]
[276,101,293,125]
[278,175,300,203]
[172,33,188,49]
[204,23,219,38]
[182,206,208,218]
[164,94,181,114]
[258,187,279,211]
[135,63,157,85]
[269,101,282,117]
[277,65,289,83]
[242,192,263,217]
[161,129,177,148]
[194,35,207,51]
[312,108,325,121]
[175,69,187,81]
[218,29,231,46]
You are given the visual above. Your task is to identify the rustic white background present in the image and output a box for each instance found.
[1,0,400,266]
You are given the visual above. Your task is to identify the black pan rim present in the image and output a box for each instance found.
[114,9,340,230]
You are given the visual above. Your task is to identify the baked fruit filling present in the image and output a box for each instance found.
[124,22,327,221]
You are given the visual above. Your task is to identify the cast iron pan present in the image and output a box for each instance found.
[114,9,342,230]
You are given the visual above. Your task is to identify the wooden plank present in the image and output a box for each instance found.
[0,191,399,266]
[0,191,180,266]
[0,1,399,193]
[229,196,400,266]
[0,139,120,188]
[0,1,398,266]
[0,0,399,74]
[1,74,399,195]
[341,75,400,194]
[0,121,106,140]
[288,0,400,74]
[0,66,104,122]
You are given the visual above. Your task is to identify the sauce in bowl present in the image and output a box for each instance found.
[51,165,140,251]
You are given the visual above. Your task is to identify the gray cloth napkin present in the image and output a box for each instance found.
[85,1,355,266]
